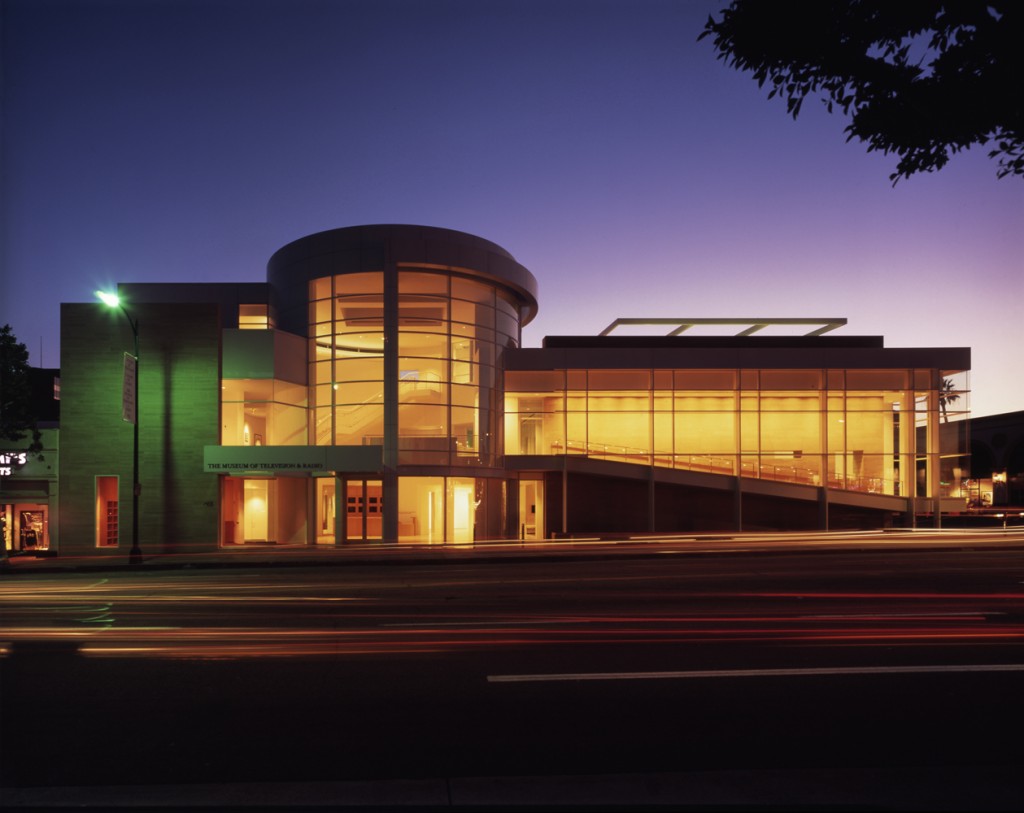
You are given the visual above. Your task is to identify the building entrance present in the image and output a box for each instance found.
[518,479,543,540]
[346,479,382,542]
[316,478,336,545]
[2,504,49,552]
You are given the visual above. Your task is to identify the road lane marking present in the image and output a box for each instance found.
[487,664,1024,683]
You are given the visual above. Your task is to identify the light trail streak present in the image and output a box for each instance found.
[487,663,1024,683]
[2,612,1022,659]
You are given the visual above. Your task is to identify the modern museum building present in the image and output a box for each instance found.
[48,224,971,557]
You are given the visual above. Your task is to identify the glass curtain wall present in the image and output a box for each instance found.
[505,368,966,498]
[396,268,517,467]
[395,268,514,543]
[308,267,517,544]
[309,272,386,447]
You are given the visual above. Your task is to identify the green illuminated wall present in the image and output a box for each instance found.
[59,303,221,555]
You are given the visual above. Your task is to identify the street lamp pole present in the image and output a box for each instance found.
[97,291,143,565]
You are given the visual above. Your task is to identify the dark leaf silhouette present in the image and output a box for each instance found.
[699,1,1024,184]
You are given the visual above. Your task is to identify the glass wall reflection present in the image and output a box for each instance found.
[505,368,969,499]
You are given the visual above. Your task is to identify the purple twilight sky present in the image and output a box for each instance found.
[2,0,1021,417]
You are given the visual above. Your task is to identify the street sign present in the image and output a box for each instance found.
[122,352,137,424]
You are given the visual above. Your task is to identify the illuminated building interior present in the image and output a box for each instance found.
[505,367,970,498]
[48,226,972,557]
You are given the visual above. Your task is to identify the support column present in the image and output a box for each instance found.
[927,384,941,528]
[648,466,656,533]
[900,385,915,528]
[561,460,568,537]
[819,396,829,531]
[383,258,399,543]
[334,475,344,547]
[734,475,743,532]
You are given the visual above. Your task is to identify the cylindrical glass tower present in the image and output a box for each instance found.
[268,225,537,544]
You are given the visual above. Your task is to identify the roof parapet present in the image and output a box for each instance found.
[599,317,848,337]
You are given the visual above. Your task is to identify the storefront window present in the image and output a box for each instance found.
[95,476,119,548]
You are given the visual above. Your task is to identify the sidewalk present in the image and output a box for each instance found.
[4,527,1023,576]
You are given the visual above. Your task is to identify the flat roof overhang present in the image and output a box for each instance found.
[508,342,970,372]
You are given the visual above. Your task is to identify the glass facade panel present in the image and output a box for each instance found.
[760,392,823,411]
[588,412,650,463]
[447,477,477,544]
[336,271,384,295]
[398,331,448,358]
[310,276,331,300]
[398,361,447,398]
[495,311,519,341]
[588,370,650,390]
[398,271,449,294]
[453,276,496,304]
[398,476,444,542]
[221,379,307,446]
[674,370,737,390]
[335,404,383,446]
[451,383,480,408]
[311,408,331,445]
[846,370,909,390]
[674,412,736,454]
[238,303,272,327]
[674,392,736,411]
[740,411,759,453]
[588,390,651,411]
[495,292,519,318]
[451,299,495,328]
[451,406,480,457]
[335,357,384,383]
[760,453,822,485]
[308,275,388,449]
[334,298,386,325]
[760,370,822,389]
[334,380,383,405]
[499,365,963,500]
[566,413,587,454]
[310,299,331,324]
[505,395,566,456]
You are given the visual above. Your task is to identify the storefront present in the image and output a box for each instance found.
[1,427,59,556]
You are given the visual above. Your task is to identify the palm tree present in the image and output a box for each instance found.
[939,378,960,423]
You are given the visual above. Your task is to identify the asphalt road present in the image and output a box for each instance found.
[2,538,1023,809]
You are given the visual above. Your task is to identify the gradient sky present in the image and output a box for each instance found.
[2,0,1021,417]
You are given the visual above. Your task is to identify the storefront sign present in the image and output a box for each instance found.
[203,445,383,475]
[0,452,29,477]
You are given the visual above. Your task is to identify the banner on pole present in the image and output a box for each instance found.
[122,352,137,424]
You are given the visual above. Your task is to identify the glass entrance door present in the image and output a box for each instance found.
[316,478,336,545]
[518,479,543,540]
[346,479,383,541]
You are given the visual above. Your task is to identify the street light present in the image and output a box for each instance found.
[96,291,142,565]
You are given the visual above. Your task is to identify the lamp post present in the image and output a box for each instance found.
[96,291,143,565]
